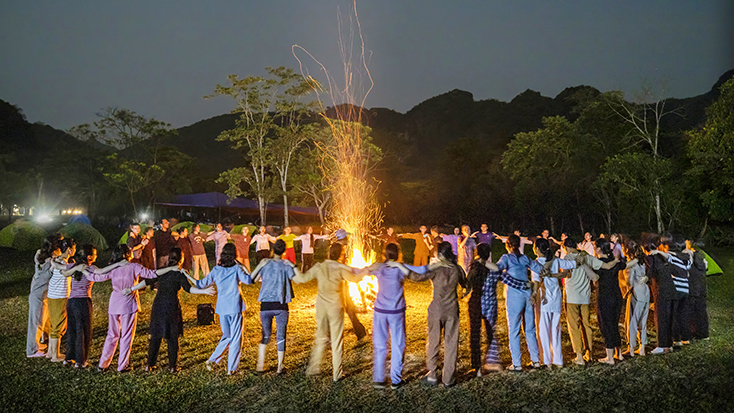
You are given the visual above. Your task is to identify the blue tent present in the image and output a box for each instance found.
[157,192,319,215]
[68,214,91,226]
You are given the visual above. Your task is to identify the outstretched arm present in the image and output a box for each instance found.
[250,259,269,282]
[87,260,128,275]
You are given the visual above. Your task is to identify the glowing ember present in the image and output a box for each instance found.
[348,248,378,310]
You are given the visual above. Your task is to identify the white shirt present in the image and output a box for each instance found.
[252,233,276,251]
[532,257,577,313]
[47,261,71,299]
[578,241,595,256]
[563,252,603,305]
[296,234,328,254]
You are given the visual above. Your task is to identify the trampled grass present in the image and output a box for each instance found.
[0,246,733,412]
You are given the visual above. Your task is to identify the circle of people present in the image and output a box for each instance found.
[25,221,710,390]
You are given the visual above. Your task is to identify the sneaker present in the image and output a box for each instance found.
[205,360,215,371]
[391,380,406,390]
[372,381,387,389]
[650,347,671,354]
[483,363,503,372]
[26,351,46,358]
[421,374,438,386]
[506,365,523,372]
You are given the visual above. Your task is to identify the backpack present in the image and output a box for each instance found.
[197,303,215,325]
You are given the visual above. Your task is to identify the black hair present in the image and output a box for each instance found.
[384,243,400,261]
[507,234,522,257]
[219,243,237,267]
[72,244,96,281]
[328,243,343,261]
[563,237,576,249]
[594,238,613,256]
[109,244,130,264]
[534,238,553,261]
[640,233,660,252]
[661,232,685,252]
[168,247,182,267]
[437,241,457,264]
[476,243,491,261]
[37,234,63,264]
[430,225,439,233]
[624,239,646,263]
[65,238,77,263]
[273,239,287,256]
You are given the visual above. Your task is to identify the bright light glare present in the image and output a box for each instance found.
[37,214,52,224]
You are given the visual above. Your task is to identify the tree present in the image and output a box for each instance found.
[102,153,164,216]
[605,87,679,233]
[687,78,734,222]
[291,145,332,226]
[210,67,320,225]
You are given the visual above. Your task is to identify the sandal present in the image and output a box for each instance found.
[506,365,523,372]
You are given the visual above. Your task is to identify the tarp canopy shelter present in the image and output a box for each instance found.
[156,192,320,224]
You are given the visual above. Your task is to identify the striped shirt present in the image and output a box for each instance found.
[668,253,691,295]
[47,261,73,299]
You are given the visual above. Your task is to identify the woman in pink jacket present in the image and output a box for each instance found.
[83,244,178,372]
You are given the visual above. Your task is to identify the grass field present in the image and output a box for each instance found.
[1,246,733,412]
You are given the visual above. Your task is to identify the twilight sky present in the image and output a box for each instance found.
[1,0,732,130]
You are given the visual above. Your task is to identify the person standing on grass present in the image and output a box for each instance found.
[404,242,466,387]
[249,240,296,374]
[187,243,251,375]
[494,231,533,255]
[175,227,193,272]
[560,237,611,365]
[63,244,98,368]
[126,223,146,264]
[296,226,329,272]
[291,242,364,381]
[83,245,179,372]
[206,222,231,265]
[126,248,214,373]
[154,219,176,269]
[621,240,650,357]
[357,243,411,389]
[531,238,577,368]
[458,225,477,272]
[252,226,277,263]
[685,240,709,340]
[46,238,76,362]
[593,238,626,365]
[277,227,298,265]
[471,224,495,261]
[140,227,157,270]
[441,227,461,256]
[578,232,596,256]
[231,226,252,271]
[26,236,62,358]
[189,224,209,279]
[399,225,432,266]
[485,234,543,371]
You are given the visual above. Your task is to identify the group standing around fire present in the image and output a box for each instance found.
[25,220,714,389]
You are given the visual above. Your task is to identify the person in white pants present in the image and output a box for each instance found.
[531,239,577,367]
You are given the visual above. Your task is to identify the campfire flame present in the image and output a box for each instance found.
[348,248,378,310]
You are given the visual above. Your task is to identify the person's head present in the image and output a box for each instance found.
[72,244,97,281]
[160,219,169,230]
[430,226,439,237]
[335,229,348,241]
[144,227,154,238]
[563,237,577,253]
[384,243,400,261]
[168,247,184,267]
[130,223,140,235]
[215,223,223,232]
[506,234,522,256]
[219,243,237,267]
[328,243,343,261]
[419,225,427,234]
[38,235,62,264]
[307,226,314,234]
[561,232,568,240]
[284,227,291,236]
[624,239,646,262]
[454,227,460,235]
[387,227,394,235]
[273,239,287,256]
[476,243,491,261]
[179,227,189,238]
[661,233,686,253]
[584,232,592,242]
[193,224,201,234]
[610,233,620,243]
[513,230,521,236]
[541,229,549,239]
[534,238,552,261]
[461,225,470,236]
[58,238,75,260]
[259,226,266,234]
[594,238,613,257]
[110,244,132,264]
[640,233,661,253]
[437,241,456,264]
[481,224,488,233]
